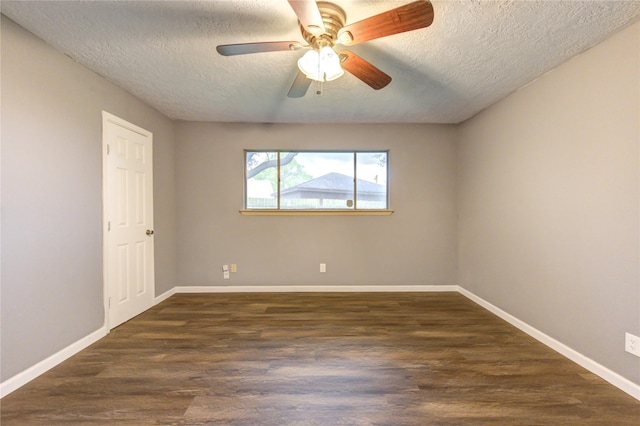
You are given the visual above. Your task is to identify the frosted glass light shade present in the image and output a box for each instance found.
[319,46,344,81]
[297,46,344,82]
[297,50,320,78]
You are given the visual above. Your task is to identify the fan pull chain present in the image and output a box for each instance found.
[315,58,323,95]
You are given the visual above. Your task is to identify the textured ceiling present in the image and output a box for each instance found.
[2,1,640,124]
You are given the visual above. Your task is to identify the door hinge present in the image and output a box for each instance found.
[106,144,110,155]
[108,297,111,309]
[108,221,111,231]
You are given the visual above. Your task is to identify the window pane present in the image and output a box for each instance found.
[246,151,277,209]
[356,152,387,209]
[280,152,355,210]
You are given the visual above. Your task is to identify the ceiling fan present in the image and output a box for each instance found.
[216,0,434,97]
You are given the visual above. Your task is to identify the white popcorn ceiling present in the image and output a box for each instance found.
[2,1,640,124]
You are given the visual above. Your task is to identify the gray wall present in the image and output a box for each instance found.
[1,16,177,380]
[458,21,640,385]
[175,122,458,288]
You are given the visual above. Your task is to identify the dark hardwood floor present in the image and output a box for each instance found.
[2,292,639,425]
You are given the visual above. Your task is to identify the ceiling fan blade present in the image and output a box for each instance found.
[288,70,312,98]
[288,0,326,35]
[216,41,304,56]
[339,50,391,90]
[337,0,434,46]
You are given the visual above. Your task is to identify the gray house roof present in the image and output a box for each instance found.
[279,172,385,200]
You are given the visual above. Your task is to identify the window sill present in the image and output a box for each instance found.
[240,209,394,216]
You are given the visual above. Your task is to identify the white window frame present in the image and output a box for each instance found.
[242,150,393,216]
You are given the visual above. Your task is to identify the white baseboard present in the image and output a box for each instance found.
[174,284,459,293]
[0,326,107,398]
[458,286,640,401]
[154,287,176,304]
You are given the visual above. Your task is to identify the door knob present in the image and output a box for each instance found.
[146,229,154,236]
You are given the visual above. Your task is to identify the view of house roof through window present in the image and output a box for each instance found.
[245,151,388,210]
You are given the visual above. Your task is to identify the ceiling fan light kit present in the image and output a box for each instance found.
[216,0,435,97]
[298,46,344,82]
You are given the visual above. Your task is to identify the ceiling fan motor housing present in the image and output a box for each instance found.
[300,2,347,49]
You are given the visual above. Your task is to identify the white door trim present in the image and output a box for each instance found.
[102,111,154,331]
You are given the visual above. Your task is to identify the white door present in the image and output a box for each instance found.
[103,112,154,330]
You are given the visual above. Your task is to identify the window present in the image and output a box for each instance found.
[245,151,389,211]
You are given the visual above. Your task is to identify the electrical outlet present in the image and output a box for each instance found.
[320,263,326,273]
[222,264,229,280]
[230,264,237,273]
[625,332,640,357]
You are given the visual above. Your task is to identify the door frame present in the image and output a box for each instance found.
[102,111,155,331]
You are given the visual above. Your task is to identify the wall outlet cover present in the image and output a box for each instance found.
[625,332,640,357]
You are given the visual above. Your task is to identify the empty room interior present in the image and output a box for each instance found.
[1,0,640,423]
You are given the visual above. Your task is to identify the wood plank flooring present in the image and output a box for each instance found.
[2,292,639,425]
